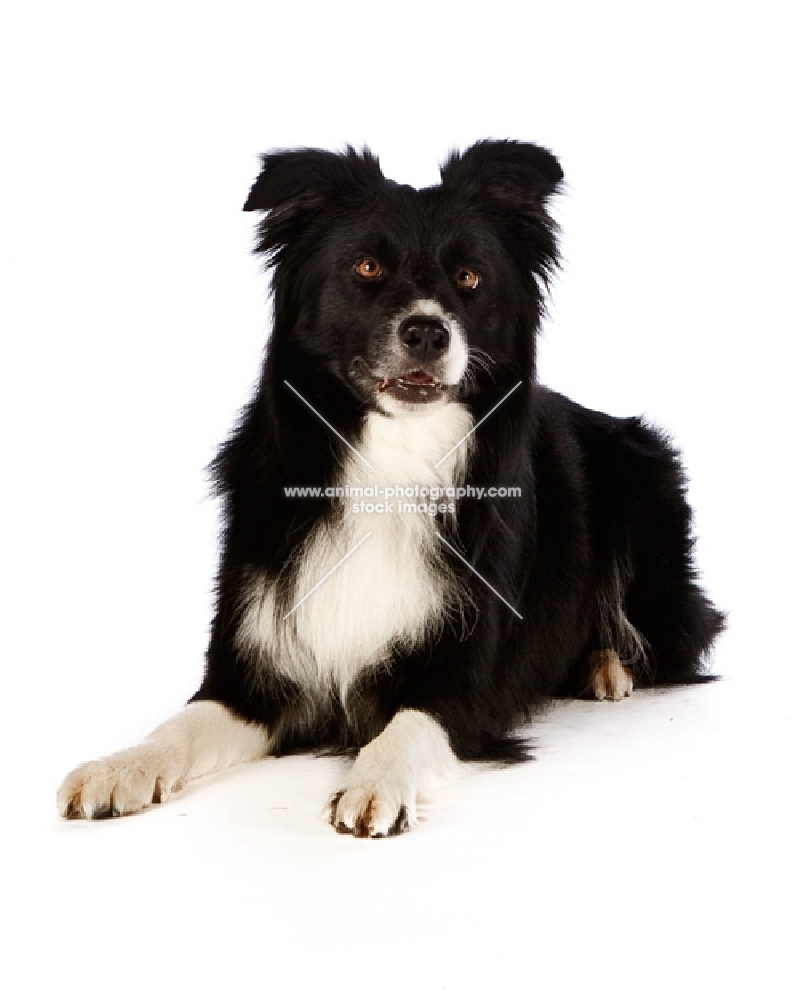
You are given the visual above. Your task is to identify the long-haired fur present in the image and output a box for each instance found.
[189,141,724,761]
[58,141,725,831]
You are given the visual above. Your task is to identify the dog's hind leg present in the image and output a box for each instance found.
[57,700,269,820]
[587,649,634,701]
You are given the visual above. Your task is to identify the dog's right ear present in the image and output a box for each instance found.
[243,147,384,262]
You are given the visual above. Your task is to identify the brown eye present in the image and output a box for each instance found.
[455,267,481,291]
[353,257,384,280]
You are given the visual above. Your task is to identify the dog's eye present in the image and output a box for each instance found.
[455,267,481,291]
[353,257,384,281]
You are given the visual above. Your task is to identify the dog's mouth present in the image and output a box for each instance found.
[377,369,447,403]
[351,358,451,405]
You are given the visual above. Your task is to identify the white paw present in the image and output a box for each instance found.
[57,748,182,820]
[327,710,458,837]
[328,779,416,838]
[589,649,633,701]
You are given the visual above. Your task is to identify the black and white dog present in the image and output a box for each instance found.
[58,141,724,836]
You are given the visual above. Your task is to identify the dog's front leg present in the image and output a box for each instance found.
[57,700,269,819]
[329,709,459,838]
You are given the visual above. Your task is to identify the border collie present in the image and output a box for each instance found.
[58,141,724,836]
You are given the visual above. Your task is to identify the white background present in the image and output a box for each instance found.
[2,2,798,997]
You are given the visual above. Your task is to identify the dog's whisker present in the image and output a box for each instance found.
[464,352,496,384]
[468,346,496,366]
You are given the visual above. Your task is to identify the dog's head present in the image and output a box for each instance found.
[244,141,562,416]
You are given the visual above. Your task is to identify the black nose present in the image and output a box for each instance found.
[398,316,450,363]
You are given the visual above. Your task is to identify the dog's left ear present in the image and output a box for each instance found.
[440,139,563,205]
[440,140,563,275]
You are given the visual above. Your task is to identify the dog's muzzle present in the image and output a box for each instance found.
[349,301,468,411]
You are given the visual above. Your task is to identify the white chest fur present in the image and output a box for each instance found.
[236,403,473,702]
